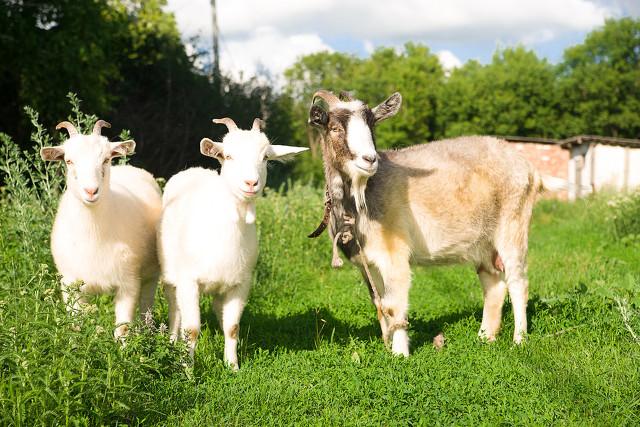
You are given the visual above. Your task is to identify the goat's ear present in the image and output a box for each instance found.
[372,92,402,123]
[267,145,309,162]
[200,138,224,160]
[40,146,65,161]
[308,105,328,128]
[110,140,136,158]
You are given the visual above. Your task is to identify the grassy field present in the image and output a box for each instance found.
[2,120,640,425]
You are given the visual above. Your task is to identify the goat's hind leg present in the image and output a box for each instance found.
[477,267,507,342]
[504,257,528,344]
[496,241,529,344]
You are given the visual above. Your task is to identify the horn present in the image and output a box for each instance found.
[252,118,265,131]
[92,119,111,136]
[339,91,354,101]
[311,90,340,109]
[212,117,238,132]
[55,121,79,137]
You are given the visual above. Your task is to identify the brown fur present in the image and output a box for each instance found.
[229,324,239,340]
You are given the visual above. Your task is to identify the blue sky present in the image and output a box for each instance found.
[165,0,639,82]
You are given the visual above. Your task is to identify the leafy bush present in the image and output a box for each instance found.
[0,97,192,425]
[606,190,640,244]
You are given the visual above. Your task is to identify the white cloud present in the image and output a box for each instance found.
[168,0,615,41]
[219,27,332,83]
[363,40,375,55]
[165,0,620,79]
[436,50,462,73]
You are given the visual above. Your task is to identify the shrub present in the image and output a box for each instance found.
[0,96,192,425]
[606,190,640,244]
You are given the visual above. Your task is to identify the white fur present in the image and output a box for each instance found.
[345,116,378,213]
[43,133,162,339]
[346,116,377,171]
[158,124,307,369]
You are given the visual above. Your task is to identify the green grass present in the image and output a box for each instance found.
[2,113,640,425]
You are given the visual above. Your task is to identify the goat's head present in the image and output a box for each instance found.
[201,117,308,201]
[40,120,135,206]
[308,90,402,210]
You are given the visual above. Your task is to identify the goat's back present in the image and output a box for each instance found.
[367,136,538,266]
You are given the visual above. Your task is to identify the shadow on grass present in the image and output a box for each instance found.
[209,294,551,355]
[201,304,496,354]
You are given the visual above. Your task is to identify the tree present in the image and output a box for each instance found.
[441,46,558,138]
[0,0,296,184]
[557,18,640,138]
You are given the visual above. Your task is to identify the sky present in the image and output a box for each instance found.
[165,0,640,83]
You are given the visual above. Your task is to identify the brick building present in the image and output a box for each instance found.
[502,135,640,200]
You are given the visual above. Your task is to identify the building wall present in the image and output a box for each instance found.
[510,142,568,179]
[578,144,640,192]
[510,142,569,198]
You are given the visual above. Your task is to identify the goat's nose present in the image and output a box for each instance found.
[84,187,99,197]
[362,154,377,164]
[244,179,258,188]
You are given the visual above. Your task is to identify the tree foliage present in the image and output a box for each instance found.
[1,3,638,184]
[557,18,640,138]
[0,0,295,185]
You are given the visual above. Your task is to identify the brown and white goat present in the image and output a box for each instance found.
[308,90,541,356]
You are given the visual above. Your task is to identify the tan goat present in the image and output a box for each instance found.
[308,90,541,356]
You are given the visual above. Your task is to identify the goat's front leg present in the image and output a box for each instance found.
[377,258,412,357]
[176,280,201,358]
[360,266,389,346]
[114,283,139,340]
[163,283,181,342]
[213,282,250,370]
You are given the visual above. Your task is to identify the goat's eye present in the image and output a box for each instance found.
[330,126,341,133]
[65,159,73,165]
[224,154,232,161]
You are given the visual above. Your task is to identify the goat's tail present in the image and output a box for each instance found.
[538,173,593,194]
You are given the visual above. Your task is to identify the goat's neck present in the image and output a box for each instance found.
[226,189,257,225]
[64,188,113,235]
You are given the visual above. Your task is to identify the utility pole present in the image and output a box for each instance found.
[210,0,220,82]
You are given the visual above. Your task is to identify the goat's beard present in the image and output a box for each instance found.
[351,175,369,214]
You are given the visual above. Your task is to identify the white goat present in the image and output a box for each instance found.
[41,120,162,339]
[308,90,542,356]
[158,117,307,368]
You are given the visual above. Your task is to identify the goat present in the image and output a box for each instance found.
[158,117,308,369]
[41,120,162,339]
[308,90,541,356]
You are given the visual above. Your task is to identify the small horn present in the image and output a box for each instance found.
[92,119,111,136]
[212,117,238,132]
[311,90,341,109]
[252,118,265,131]
[339,91,354,101]
[55,121,79,136]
